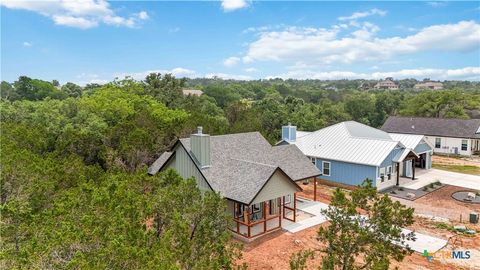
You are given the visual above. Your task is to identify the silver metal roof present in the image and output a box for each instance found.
[291,121,401,167]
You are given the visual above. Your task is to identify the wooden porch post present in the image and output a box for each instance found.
[314,177,317,201]
[412,159,415,180]
[293,193,297,223]
[263,202,267,233]
[396,163,400,186]
[235,203,240,233]
[246,206,251,238]
[278,197,282,227]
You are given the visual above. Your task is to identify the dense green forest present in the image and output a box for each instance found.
[1,74,479,268]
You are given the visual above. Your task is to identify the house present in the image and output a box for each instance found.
[373,77,399,90]
[148,127,320,240]
[414,81,443,90]
[182,89,203,96]
[381,116,480,156]
[278,121,433,191]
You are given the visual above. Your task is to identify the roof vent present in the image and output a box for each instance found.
[197,126,203,135]
[411,125,415,129]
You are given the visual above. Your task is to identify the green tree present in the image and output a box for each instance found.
[290,180,415,270]
[61,82,83,97]
[145,73,186,107]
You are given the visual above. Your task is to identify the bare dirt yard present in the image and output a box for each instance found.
[236,182,480,270]
[433,155,480,167]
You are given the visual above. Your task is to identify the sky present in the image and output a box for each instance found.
[1,0,480,85]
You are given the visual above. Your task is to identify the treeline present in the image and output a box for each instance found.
[1,74,479,268]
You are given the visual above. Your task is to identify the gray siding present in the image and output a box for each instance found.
[165,144,212,192]
[251,170,299,204]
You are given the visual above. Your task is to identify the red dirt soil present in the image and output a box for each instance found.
[236,182,480,270]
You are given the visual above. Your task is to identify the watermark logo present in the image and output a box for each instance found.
[423,249,471,262]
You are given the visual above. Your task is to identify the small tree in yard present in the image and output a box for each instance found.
[290,179,415,270]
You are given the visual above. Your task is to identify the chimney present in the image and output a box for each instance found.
[281,123,297,142]
[190,126,211,168]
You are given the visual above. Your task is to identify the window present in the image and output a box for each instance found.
[380,167,385,182]
[235,204,245,218]
[387,166,392,180]
[284,194,291,204]
[309,156,316,165]
[322,161,331,176]
[252,203,261,213]
[435,138,441,149]
[461,140,468,151]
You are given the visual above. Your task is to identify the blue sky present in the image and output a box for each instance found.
[1,1,479,84]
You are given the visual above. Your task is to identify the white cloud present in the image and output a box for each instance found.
[137,11,149,20]
[22,41,32,47]
[338,8,387,21]
[240,20,480,67]
[223,56,241,67]
[53,15,98,29]
[221,0,249,12]
[244,67,258,73]
[1,0,148,29]
[268,67,480,81]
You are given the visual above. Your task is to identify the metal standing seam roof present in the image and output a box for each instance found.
[149,132,321,204]
[388,133,427,150]
[291,121,402,167]
[381,116,480,139]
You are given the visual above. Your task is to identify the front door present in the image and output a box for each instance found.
[404,160,412,178]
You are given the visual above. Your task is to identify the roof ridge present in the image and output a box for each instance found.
[230,157,277,168]
[389,116,480,122]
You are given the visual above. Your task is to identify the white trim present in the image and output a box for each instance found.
[322,161,331,176]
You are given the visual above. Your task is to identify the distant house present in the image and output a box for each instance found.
[182,89,203,96]
[358,82,373,90]
[414,81,443,90]
[373,77,399,90]
[278,122,432,191]
[148,127,320,240]
[381,116,480,156]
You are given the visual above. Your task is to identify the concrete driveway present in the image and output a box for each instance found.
[401,169,480,190]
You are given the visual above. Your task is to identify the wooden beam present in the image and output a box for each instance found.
[314,177,317,201]
[246,206,251,238]
[263,202,267,233]
[396,163,400,186]
[412,160,415,180]
[293,193,297,223]
[278,197,282,227]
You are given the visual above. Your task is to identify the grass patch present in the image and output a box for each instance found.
[432,164,480,175]
[435,222,453,231]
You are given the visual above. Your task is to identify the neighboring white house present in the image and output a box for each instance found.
[373,77,399,90]
[381,116,480,156]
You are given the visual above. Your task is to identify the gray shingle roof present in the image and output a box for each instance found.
[147,152,173,175]
[381,116,480,139]
[150,132,320,204]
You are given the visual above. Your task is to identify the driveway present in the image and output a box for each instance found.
[401,169,480,190]
[284,198,447,253]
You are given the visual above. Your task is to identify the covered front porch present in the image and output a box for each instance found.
[230,194,297,239]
